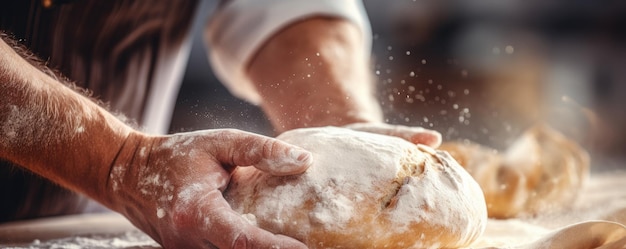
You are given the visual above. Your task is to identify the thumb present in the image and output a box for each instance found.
[209,129,313,176]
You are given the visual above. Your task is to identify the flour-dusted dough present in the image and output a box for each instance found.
[440,124,590,218]
[225,127,487,248]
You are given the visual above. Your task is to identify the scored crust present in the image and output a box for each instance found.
[225,127,487,248]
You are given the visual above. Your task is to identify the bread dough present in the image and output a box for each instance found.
[225,127,487,248]
[439,124,590,218]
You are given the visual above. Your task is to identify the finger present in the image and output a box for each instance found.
[203,191,308,249]
[209,129,313,176]
[345,123,442,147]
[408,130,442,148]
[386,127,441,147]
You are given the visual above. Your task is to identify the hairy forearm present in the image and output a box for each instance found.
[0,34,134,204]
[248,17,382,132]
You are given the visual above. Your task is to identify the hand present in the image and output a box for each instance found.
[343,123,442,148]
[107,129,312,249]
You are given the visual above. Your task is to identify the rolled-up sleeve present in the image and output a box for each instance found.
[205,0,371,104]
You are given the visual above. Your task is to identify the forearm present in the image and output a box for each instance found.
[0,35,134,204]
[248,17,382,132]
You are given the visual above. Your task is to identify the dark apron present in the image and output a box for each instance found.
[0,0,200,222]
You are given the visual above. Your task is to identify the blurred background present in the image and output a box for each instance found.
[170,0,626,169]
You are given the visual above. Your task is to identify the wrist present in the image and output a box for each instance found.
[101,130,152,210]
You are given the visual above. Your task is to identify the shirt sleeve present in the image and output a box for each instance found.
[205,0,372,104]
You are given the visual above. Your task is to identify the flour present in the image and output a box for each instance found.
[308,187,354,228]
[174,182,213,218]
[0,79,119,168]
[2,230,159,249]
[254,146,312,176]
[109,164,126,192]
[158,134,196,157]
[139,146,147,157]
[1,105,21,143]
[156,208,165,219]
[177,183,204,205]
[2,171,624,249]
[1,105,35,146]
[225,126,487,248]
[138,171,174,219]
[109,160,174,220]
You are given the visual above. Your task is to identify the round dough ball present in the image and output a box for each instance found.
[225,127,487,248]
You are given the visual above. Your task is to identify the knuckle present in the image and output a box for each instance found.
[219,129,242,138]
[262,138,277,158]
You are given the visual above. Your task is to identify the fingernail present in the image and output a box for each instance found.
[412,132,442,147]
[291,149,312,163]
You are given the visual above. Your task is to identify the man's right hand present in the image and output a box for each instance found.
[108,129,312,248]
